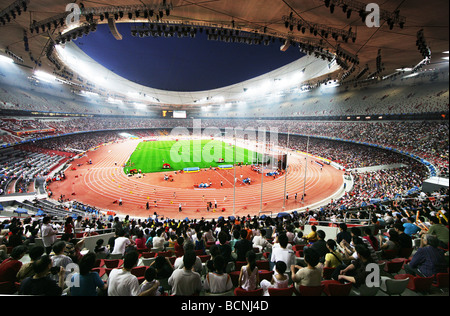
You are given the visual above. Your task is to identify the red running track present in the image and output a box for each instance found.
[48,139,344,220]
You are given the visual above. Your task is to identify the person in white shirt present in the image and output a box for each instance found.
[252,229,272,252]
[173,241,203,274]
[74,216,83,233]
[152,228,166,250]
[51,240,73,283]
[41,216,57,255]
[270,233,295,273]
[203,255,233,294]
[169,250,203,296]
[107,251,154,296]
[111,229,135,256]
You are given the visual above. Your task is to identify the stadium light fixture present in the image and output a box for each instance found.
[80,90,99,97]
[290,70,304,82]
[133,102,147,108]
[107,97,123,104]
[34,70,57,83]
[396,67,413,72]
[0,55,14,64]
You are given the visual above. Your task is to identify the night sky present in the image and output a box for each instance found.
[74,23,304,92]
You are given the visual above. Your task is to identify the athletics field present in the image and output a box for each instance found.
[124,139,262,174]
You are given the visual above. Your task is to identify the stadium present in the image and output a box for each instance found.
[0,0,448,299]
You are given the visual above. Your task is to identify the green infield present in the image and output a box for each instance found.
[124,139,263,174]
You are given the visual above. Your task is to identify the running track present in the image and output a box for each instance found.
[48,139,344,220]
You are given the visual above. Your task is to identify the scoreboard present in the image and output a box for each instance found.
[161,110,187,118]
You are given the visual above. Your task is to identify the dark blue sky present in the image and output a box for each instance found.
[74,23,304,92]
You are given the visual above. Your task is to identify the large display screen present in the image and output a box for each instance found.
[161,110,187,118]
[173,110,187,118]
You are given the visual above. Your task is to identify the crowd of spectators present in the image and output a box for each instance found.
[0,184,447,296]
[320,164,427,213]
[0,119,51,133]
[1,116,447,176]
[1,72,448,118]
[32,132,123,153]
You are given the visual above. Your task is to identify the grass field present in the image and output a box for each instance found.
[124,140,263,174]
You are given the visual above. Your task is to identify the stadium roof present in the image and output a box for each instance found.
[0,0,448,106]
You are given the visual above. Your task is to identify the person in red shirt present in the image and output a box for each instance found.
[64,217,75,238]
[134,230,147,250]
[174,236,184,255]
[0,245,27,294]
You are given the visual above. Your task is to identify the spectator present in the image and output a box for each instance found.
[291,248,322,291]
[342,235,378,263]
[6,227,24,248]
[41,216,58,255]
[336,244,376,288]
[270,233,295,272]
[206,244,220,273]
[260,260,289,296]
[252,229,272,253]
[107,250,153,296]
[151,256,174,279]
[379,229,400,251]
[94,239,110,258]
[173,240,202,274]
[238,250,259,291]
[51,241,73,272]
[108,230,119,253]
[403,217,421,237]
[293,231,306,246]
[0,245,27,293]
[111,229,135,256]
[404,235,448,277]
[64,217,75,238]
[324,239,344,268]
[152,228,166,250]
[145,230,156,249]
[303,225,318,243]
[134,230,147,250]
[234,229,253,262]
[229,229,241,254]
[394,223,413,250]
[217,231,233,264]
[348,228,379,262]
[69,252,106,296]
[309,230,328,262]
[362,227,380,251]
[174,236,185,256]
[203,255,233,294]
[16,245,45,282]
[140,267,161,296]
[19,255,65,296]
[168,250,202,296]
[194,232,206,255]
[421,216,449,249]
[60,234,84,264]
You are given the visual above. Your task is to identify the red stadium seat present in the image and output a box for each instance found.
[432,273,449,291]
[103,259,123,269]
[268,285,295,296]
[295,285,324,296]
[322,267,335,280]
[395,274,435,293]
[256,260,270,271]
[234,287,263,296]
[258,270,274,282]
[321,280,353,296]
[384,258,406,275]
